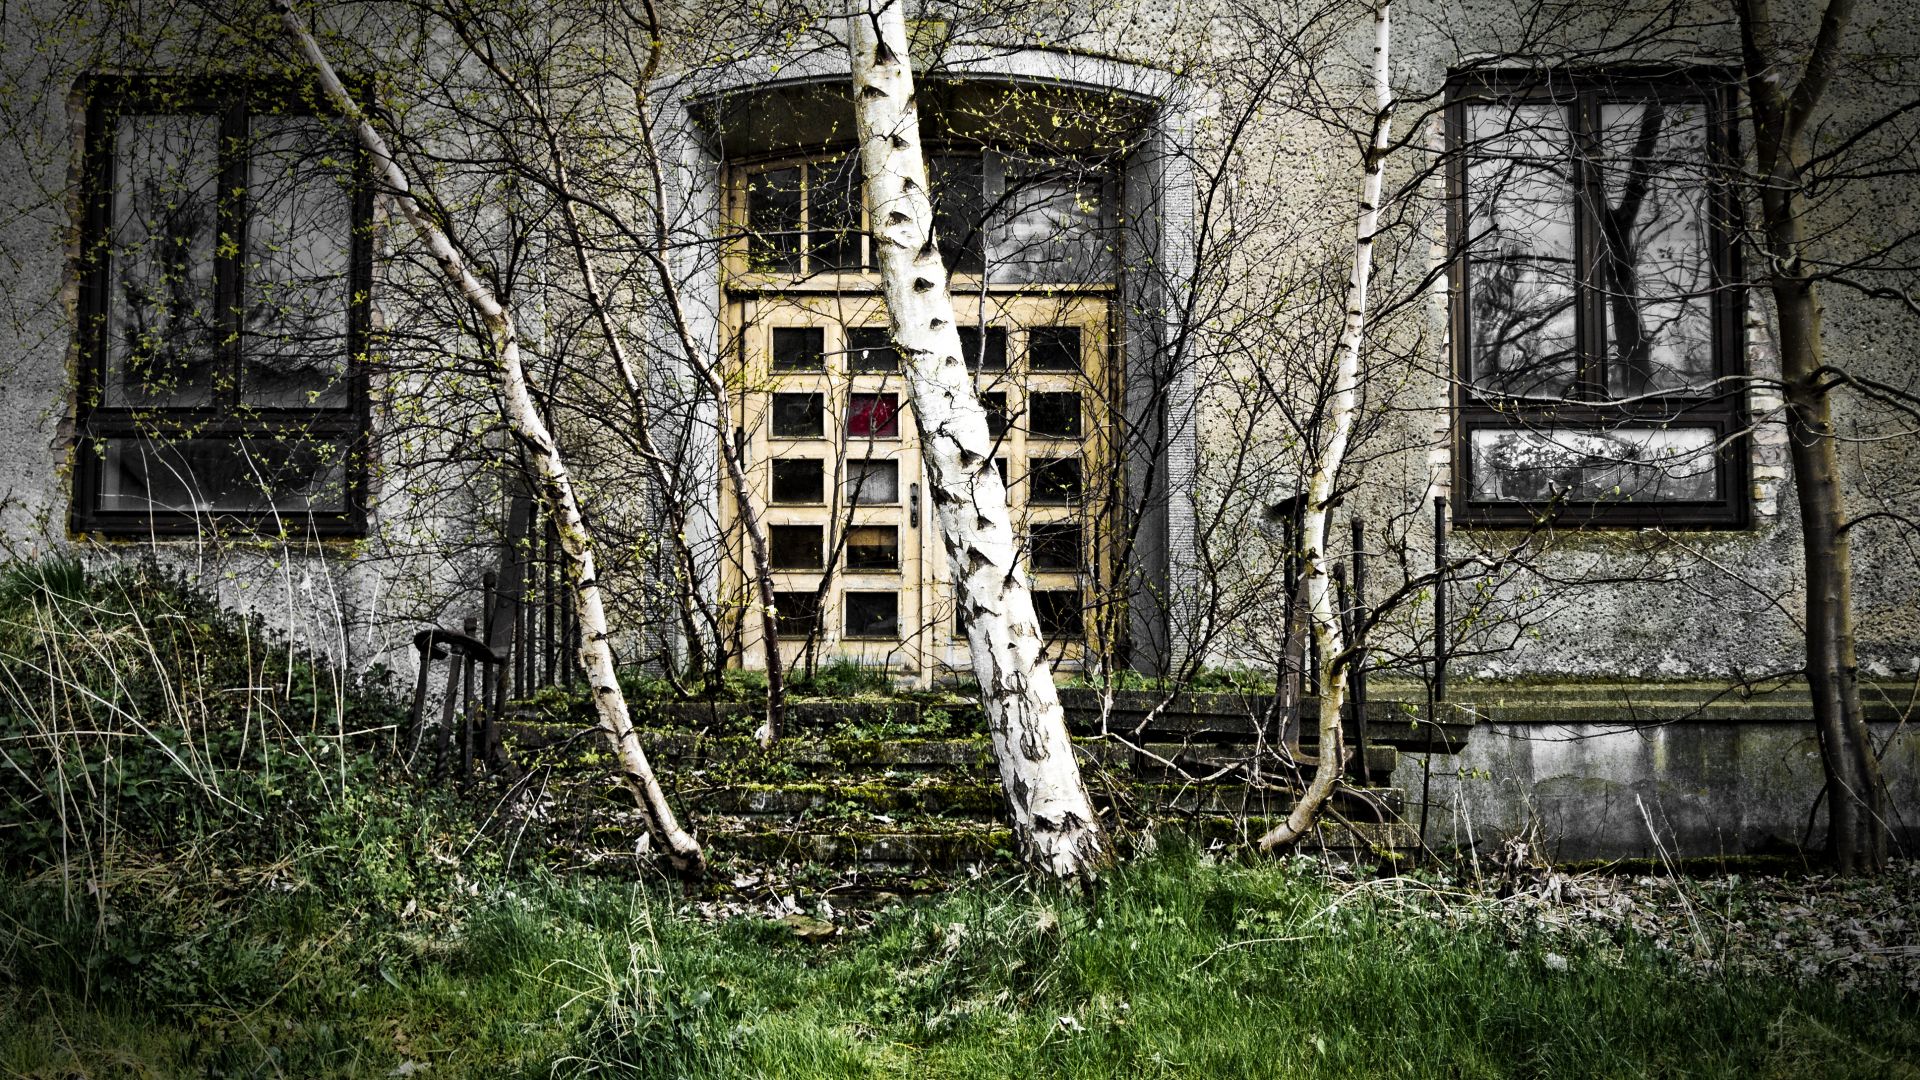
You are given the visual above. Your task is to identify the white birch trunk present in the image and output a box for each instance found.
[1260,0,1393,852]
[848,0,1108,881]
[275,0,704,873]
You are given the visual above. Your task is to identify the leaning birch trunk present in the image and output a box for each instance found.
[1260,0,1393,852]
[848,0,1108,882]
[275,0,704,873]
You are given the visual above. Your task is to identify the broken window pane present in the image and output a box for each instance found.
[1465,103,1578,399]
[1035,589,1085,638]
[1028,522,1082,570]
[1028,326,1080,371]
[107,113,221,407]
[1593,102,1715,397]
[771,326,825,371]
[1469,426,1718,504]
[958,324,1008,371]
[243,115,354,409]
[771,392,825,438]
[748,166,802,274]
[845,525,900,571]
[773,590,822,638]
[848,393,900,438]
[846,459,899,504]
[769,524,824,569]
[809,155,864,271]
[990,166,1111,283]
[1029,456,1082,504]
[97,435,350,514]
[771,458,824,504]
[846,326,900,372]
[844,590,899,638]
[1028,392,1082,438]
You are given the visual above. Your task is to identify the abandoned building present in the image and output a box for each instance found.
[0,0,1914,863]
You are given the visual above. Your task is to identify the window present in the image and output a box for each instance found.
[74,77,370,535]
[771,393,825,438]
[846,460,898,505]
[774,591,822,638]
[771,459,824,504]
[843,591,899,639]
[1449,71,1745,527]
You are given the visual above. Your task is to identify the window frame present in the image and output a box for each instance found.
[1446,68,1748,529]
[72,75,374,538]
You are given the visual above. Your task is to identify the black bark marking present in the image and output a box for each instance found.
[891,134,909,150]
[887,210,910,226]
[861,84,888,99]
[930,317,947,329]
[913,277,934,292]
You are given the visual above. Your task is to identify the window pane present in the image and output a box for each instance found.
[1035,590,1084,638]
[844,591,899,638]
[770,458,823,504]
[769,524,823,569]
[990,167,1110,283]
[809,155,863,271]
[244,115,354,409]
[1029,456,1082,504]
[980,391,1009,438]
[97,435,350,514]
[848,393,900,438]
[845,525,900,571]
[846,326,900,372]
[773,591,821,638]
[1465,103,1578,399]
[748,166,802,273]
[107,113,221,407]
[771,326,824,371]
[846,459,899,504]
[1028,326,1080,371]
[958,324,1007,371]
[930,155,986,274]
[1028,522,1081,570]
[771,393,824,438]
[1469,426,1718,504]
[1028,392,1082,438]
[1594,102,1715,396]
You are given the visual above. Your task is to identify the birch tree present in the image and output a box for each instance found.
[847,0,1109,882]
[273,0,704,874]
[1259,0,1394,851]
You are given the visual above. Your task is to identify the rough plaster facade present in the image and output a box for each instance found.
[0,0,1915,857]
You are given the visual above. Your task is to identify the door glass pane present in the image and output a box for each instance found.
[848,393,900,438]
[107,113,221,407]
[773,591,821,638]
[1593,102,1715,396]
[846,459,899,504]
[958,325,1007,371]
[97,435,350,513]
[844,591,899,638]
[1029,456,1082,504]
[769,524,823,569]
[771,393,824,438]
[748,166,802,273]
[1464,103,1578,399]
[1028,522,1081,570]
[771,458,824,503]
[990,166,1110,283]
[846,326,900,372]
[845,525,899,570]
[772,326,825,371]
[1028,326,1080,371]
[1469,426,1718,503]
[244,115,354,408]
[1028,392,1082,438]
[930,155,985,274]
[808,155,863,271]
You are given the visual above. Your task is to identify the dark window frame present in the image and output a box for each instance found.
[1447,68,1748,529]
[72,75,374,538]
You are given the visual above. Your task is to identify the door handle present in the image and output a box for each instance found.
[909,483,920,529]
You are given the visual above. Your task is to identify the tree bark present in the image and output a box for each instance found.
[1259,0,1393,852]
[1738,0,1889,873]
[847,0,1109,882]
[275,0,704,873]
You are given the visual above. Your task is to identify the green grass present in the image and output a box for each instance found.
[0,559,1915,1077]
